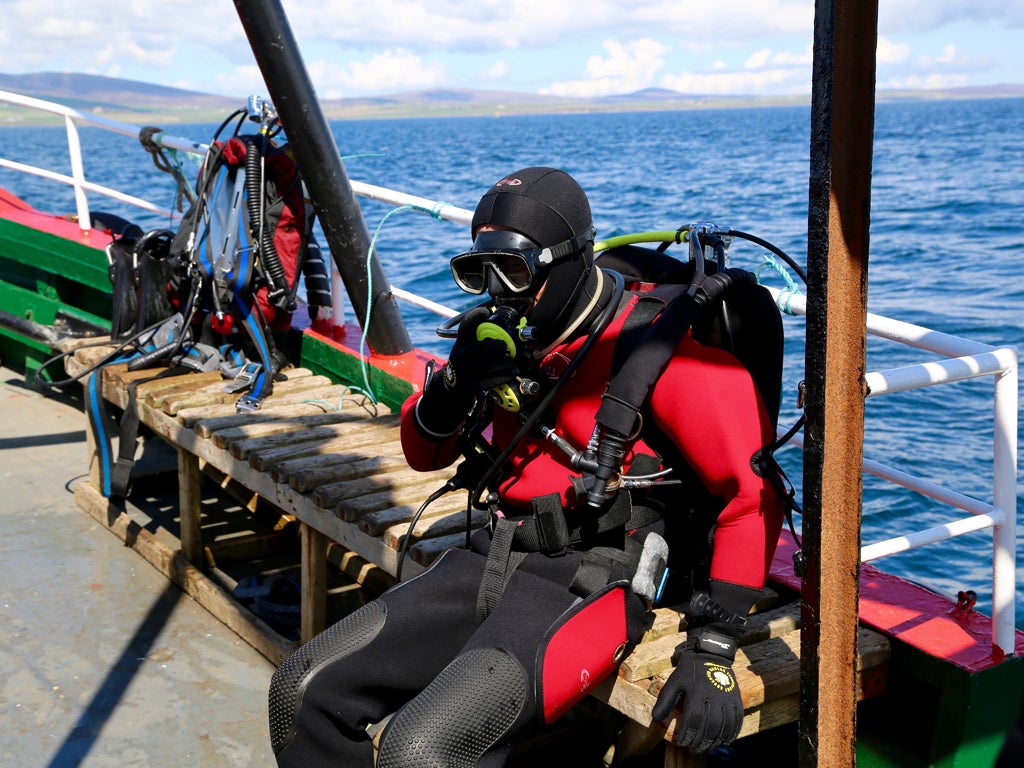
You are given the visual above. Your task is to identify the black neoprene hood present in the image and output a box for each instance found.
[471,167,593,248]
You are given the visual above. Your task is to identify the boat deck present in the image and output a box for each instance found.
[0,365,278,768]
[64,348,892,766]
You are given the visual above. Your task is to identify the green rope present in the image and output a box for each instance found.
[358,200,458,401]
[301,387,379,417]
[757,253,802,314]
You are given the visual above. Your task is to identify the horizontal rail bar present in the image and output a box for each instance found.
[350,180,473,227]
[785,432,992,519]
[0,157,178,220]
[860,510,1005,562]
[389,287,459,318]
[864,348,1015,397]
[0,90,207,156]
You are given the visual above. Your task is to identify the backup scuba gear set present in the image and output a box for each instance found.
[57,97,332,499]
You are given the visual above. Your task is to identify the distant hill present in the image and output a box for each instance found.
[0,72,237,117]
[1,71,1022,125]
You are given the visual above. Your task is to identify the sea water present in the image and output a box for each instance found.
[1,97,1021,628]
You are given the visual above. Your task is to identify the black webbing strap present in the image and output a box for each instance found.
[475,517,527,622]
[509,493,571,553]
[110,366,189,498]
[569,546,642,598]
[596,287,703,436]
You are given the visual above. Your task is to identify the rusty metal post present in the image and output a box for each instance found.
[799,0,878,765]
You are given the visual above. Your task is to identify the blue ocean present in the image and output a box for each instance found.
[1,97,1021,628]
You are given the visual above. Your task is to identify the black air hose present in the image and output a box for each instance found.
[301,236,332,319]
[244,136,290,309]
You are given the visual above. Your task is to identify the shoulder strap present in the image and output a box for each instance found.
[597,284,703,436]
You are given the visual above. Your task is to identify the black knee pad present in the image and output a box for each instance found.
[268,600,386,755]
[377,647,529,767]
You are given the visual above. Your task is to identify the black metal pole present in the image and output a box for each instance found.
[800,0,878,765]
[232,0,412,356]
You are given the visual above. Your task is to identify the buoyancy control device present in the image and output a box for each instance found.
[57,96,335,499]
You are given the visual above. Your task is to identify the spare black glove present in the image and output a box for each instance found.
[651,626,743,753]
[414,307,516,437]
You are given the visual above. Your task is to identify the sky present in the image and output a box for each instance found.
[0,1,1021,100]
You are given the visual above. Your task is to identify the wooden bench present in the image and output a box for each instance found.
[67,348,890,765]
[68,349,482,661]
[592,596,890,765]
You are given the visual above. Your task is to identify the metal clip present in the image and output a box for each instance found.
[235,391,266,413]
[223,361,262,394]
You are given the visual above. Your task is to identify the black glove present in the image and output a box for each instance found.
[651,626,743,753]
[415,307,515,436]
[445,306,517,392]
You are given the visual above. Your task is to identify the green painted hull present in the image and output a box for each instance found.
[0,217,113,379]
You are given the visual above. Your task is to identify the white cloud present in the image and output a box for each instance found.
[485,61,511,81]
[876,36,910,65]
[745,49,773,69]
[661,41,812,96]
[310,50,447,97]
[661,67,804,96]
[543,38,667,97]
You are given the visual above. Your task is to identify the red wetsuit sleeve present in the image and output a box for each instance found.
[649,335,784,591]
[399,391,463,471]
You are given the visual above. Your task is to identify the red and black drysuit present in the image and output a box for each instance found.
[268,291,784,767]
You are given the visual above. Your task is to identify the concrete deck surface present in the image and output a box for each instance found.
[0,367,277,768]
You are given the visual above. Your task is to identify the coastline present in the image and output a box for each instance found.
[1,84,1022,127]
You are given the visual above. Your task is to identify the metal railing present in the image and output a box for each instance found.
[0,90,207,229]
[0,89,1017,654]
[767,290,1019,655]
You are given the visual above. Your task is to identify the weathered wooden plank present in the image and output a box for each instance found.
[186,388,373,432]
[248,432,405,473]
[141,370,236,407]
[407,532,475,567]
[364,495,471,539]
[208,410,375,448]
[228,421,381,460]
[377,505,489,549]
[134,370,224,406]
[163,375,334,415]
[311,466,450,509]
[618,602,802,683]
[300,523,328,643]
[325,478,455,522]
[277,453,411,492]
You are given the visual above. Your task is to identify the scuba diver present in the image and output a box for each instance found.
[268,167,785,765]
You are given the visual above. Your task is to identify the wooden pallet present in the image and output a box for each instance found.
[68,350,480,660]
[67,348,890,766]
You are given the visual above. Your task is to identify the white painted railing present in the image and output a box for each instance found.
[768,290,1019,655]
[1,89,1017,654]
[0,90,207,229]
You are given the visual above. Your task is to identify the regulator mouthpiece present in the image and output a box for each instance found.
[476,306,539,412]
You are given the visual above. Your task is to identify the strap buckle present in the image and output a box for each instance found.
[223,361,262,393]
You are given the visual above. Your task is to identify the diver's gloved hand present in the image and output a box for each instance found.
[414,307,515,437]
[445,306,517,392]
[651,626,743,753]
[693,268,756,307]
